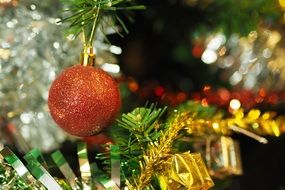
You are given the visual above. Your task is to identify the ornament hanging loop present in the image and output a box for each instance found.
[80,46,95,66]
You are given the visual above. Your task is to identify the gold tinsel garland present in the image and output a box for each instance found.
[184,108,281,143]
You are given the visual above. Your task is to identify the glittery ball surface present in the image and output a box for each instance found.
[48,65,121,137]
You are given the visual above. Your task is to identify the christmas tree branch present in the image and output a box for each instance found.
[59,0,145,44]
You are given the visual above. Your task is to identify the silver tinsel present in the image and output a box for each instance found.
[0,0,81,152]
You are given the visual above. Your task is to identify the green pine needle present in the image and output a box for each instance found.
[59,0,145,44]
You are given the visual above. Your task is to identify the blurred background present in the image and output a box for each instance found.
[1,0,285,189]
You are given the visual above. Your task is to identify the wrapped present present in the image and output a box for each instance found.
[205,136,243,178]
[158,152,214,190]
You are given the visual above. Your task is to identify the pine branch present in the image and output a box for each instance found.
[117,103,167,145]
[108,104,167,183]
[59,0,145,44]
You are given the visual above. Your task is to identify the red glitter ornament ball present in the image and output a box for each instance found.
[48,65,121,137]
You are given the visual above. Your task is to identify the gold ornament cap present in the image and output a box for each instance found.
[80,46,95,66]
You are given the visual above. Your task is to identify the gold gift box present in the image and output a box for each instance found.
[158,152,214,190]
